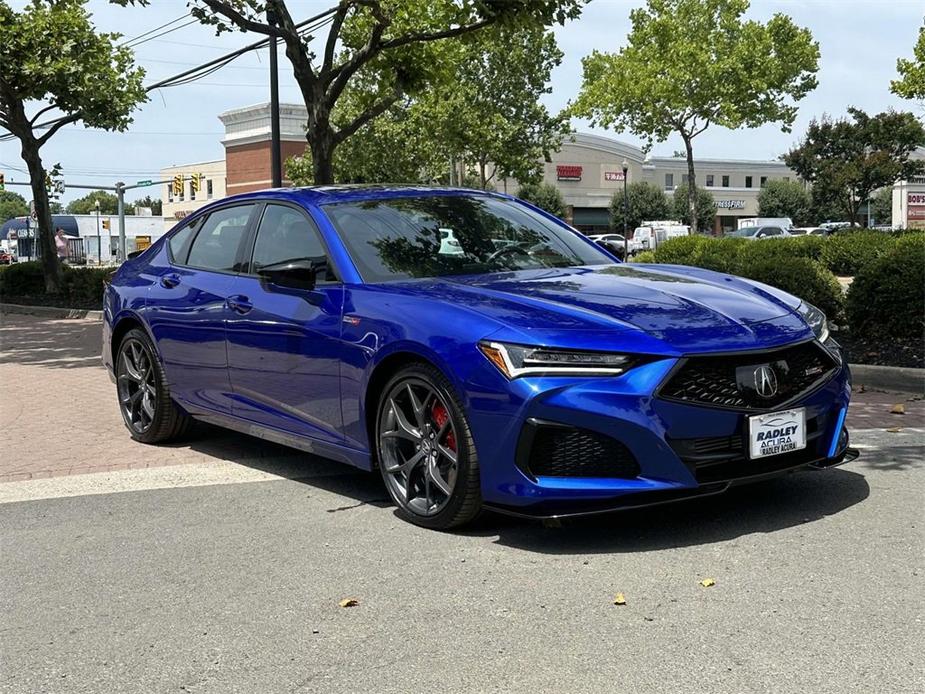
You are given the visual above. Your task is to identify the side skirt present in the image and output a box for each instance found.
[189,406,373,471]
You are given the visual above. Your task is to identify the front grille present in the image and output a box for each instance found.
[659,340,837,411]
[669,415,824,483]
[518,422,640,479]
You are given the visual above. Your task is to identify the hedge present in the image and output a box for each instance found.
[846,234,925,340]
[0,262,110,307]
[819,230,898,276]
[643,235,844,319]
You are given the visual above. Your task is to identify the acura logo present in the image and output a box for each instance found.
[753,365,779,398]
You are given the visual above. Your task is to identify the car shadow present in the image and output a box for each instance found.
[169,423,392,511]
[171,422,871,553]
[474,467,871,554]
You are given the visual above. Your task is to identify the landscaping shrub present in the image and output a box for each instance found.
[846,234,925,340]
[0,261,45,297]
[0,261,109,307]
[738,257,844,320]
[819,230,896,276]
[694,237,746,273]
[631,250,656,263]
[651,235,708,265]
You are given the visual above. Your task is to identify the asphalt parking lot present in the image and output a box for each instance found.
[1,312,923,693]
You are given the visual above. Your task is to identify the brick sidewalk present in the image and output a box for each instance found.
[0,312,922,483]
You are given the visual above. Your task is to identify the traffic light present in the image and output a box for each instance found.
[102,219,111,231]
[190,173,202,195]
[0,172,5,190]
[172,174,183,197]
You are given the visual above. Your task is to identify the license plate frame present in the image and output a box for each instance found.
[747,408,807,460]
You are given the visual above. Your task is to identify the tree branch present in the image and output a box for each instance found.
[333,89,402,144]
[323,2,350,73]
[29,104,60,125]
[377,17,496,51]
[36,113,80,148]
[199,0,283,37]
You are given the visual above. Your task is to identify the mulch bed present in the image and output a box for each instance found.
[0,294,102,311]
[835,331,924,369]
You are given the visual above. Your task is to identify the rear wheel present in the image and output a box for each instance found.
[116,328,191,444]
[376,364,481,529]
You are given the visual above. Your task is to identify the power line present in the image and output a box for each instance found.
[119,13,191,48]
[122,18,201,50]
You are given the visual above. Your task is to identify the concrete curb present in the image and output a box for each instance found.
[849,363,925,395]
[0,302,102,320]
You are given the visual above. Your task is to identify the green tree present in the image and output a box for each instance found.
[0,190,28,223]
[130,195,162,216]
[129,0,584,185]
[869,188,893,227]
[757,179,812,225]
[891,22,925,100]
[571,0,818,231]
[785,108,925,227]
[608,181,672,232]
[66,191,119,215]
[0,1,144,290]
[672,183,716,232]
[516,182,565,218]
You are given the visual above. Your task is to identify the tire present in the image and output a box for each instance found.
[115,328,192,444]
[375,362,481,530]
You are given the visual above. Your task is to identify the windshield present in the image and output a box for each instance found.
[324,195,614,282]
[729,226,761,237]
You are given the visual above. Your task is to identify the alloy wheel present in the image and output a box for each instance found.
[378,378,459,517]
[117,338,157,434]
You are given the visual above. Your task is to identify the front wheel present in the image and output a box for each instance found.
[376,363,481,529]
[116,328,191,444]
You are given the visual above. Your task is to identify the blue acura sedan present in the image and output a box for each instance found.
[103,186,854,528]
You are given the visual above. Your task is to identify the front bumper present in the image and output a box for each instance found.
[466,352,853,518]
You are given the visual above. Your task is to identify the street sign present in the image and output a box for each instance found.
[136,179,153,187]
[29,200,37,221]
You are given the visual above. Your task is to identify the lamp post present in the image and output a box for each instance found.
[95,199,101,264]
[621,159,629,261]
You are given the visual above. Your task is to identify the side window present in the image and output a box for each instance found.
[167,221,198,264]
[251,204,337,282]
[185,205,254,272]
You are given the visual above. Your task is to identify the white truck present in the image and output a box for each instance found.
[629,221,690,254]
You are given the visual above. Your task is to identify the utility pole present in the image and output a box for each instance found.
[116,181,126,261]
[267,8,282,188]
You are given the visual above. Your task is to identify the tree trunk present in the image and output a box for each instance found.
[682,134,697,233]
[479,158,487,190]
[21,139,61,292]
[309,128,335,185]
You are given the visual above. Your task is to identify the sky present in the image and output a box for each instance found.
[1,0,922,205]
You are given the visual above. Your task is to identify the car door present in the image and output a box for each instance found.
[225,202,346,444]
[145,203,257,415]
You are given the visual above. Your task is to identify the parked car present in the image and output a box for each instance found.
[727,225,791,240]
[737,217,794,230]
[631,222,690,253]
[103,186,854,529]
[595,238,626,260]
[789,227,826,236]
[589,233,625,244]
[0,250,14,265]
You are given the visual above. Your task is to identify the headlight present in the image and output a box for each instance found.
[796,301,829,343]
[478,341,633,378]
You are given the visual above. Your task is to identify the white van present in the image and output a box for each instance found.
[737,217,793,231]
[630,221,690,254]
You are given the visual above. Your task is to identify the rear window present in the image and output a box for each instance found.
[323,195,613,283]
[185,205,254,272]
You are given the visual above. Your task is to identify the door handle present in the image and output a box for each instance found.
[160,273,181,288]
[226,295,253,315]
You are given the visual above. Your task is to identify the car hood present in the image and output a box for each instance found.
[393,264,812,354]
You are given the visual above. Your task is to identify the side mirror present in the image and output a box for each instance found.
[257,258,325,291]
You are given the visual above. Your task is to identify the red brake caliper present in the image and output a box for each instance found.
[430,401,456,452]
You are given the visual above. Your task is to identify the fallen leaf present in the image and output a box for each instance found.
[700,578,716,588]
[338,598,359,608]
[886,427,902,433]
[890,404,906,415]
[613,593,626,606]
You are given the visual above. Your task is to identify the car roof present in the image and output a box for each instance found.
[209,185,506,209]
